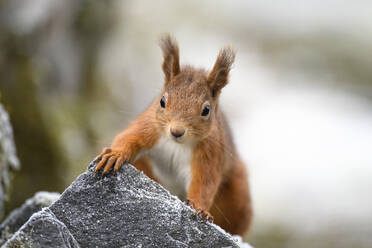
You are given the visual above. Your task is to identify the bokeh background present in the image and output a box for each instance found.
[1,0,372,247]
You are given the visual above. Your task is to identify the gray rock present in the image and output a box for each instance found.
[3,209,79,248]
[0,191,60,245]
[0,104,20,218]
[49,161,239,247]
[2,160,242,247]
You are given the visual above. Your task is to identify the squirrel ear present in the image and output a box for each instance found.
[207,46,235,97]
[159,34,180,83]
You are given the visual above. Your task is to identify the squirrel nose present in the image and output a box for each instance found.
[170,127,185,138]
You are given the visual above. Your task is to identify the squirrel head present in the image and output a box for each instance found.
[156,34,235,144]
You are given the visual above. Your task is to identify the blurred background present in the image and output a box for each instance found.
[1,0,371,247]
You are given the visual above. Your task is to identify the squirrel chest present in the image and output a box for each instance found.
[147,136,192,200]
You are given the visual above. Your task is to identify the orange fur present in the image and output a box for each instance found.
[95,34,253,235]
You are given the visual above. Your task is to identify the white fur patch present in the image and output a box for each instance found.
[148,136,192,200]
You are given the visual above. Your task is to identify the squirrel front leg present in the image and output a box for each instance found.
[187,146,222,221]
[95,107,159,175]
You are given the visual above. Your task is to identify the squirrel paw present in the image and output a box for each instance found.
[197,209,214,223]
[185,199,196,209]
[185,199,214,223]
[94,147,128,177]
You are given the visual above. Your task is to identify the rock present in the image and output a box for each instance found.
[0,191,60,245]
[49,161,239,247]
[3,209,79,248]
[0,104,20,218]
[232,235,254,248]
[2,160,242,247]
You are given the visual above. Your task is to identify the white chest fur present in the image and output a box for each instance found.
[148,136,192,200]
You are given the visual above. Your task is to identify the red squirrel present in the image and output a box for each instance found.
[95,34,252,235]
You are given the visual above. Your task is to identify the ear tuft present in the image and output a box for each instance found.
[159,33,180,83]
[207,45,236,97]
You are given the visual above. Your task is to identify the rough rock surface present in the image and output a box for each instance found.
[2,160,241,247]
[49,161,239,247]
[4,209,79,248]
[0,104,20,218]
[0,191,60,245]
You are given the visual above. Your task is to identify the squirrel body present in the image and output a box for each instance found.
[95,35,252,235]
[149,135,192,199]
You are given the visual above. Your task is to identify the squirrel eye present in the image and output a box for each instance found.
[160,96,166,108]
[201,105,210,116]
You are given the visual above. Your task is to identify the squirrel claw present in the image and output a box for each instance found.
[114,158,128,172]
[185,199,213,223]
[185,199,195,209]
[197,210,214,223]
[93,148,129,178]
